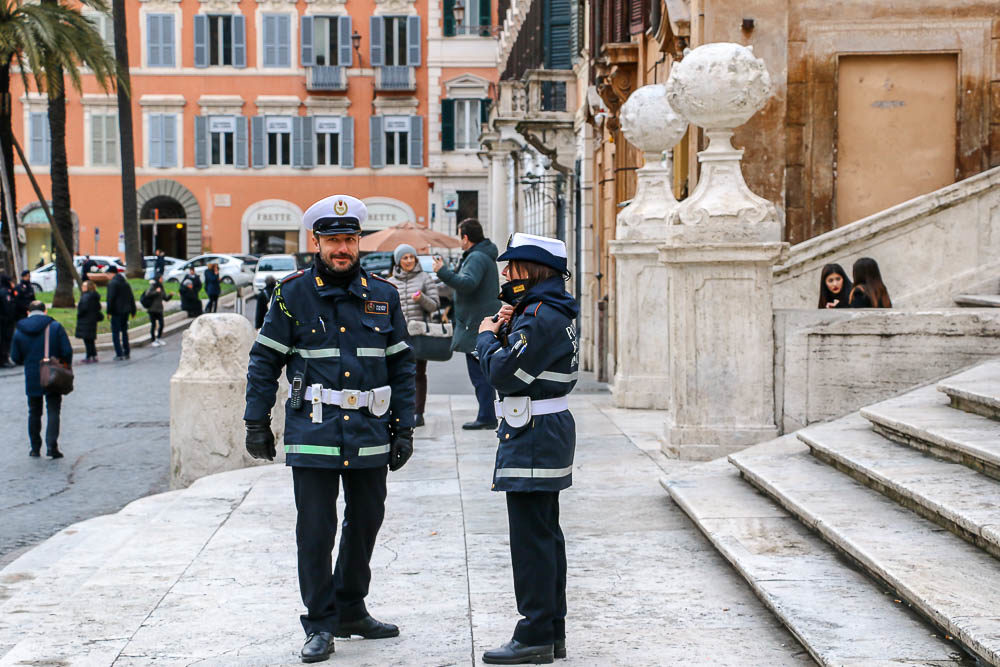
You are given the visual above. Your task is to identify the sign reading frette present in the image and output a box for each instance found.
[247,202,300,229]
[364,200,413,231]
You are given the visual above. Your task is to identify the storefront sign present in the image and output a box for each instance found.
[364,200,412,230]
[266,117,293,133]
[247,203,299,228]
[315,117,342,134]
[209,116,236,133]
[443,193,458,211]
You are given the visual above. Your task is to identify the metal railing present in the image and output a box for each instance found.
[375,66,415,91]
[445,24,502,37]
[306,66,347,91]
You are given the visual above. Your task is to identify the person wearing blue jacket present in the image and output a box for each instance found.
[11,301,73,458]
[476,233,579,665]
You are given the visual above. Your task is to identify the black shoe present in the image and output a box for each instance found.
[555,639,566,659]
[462,420,498,430]
[414,414,425,427]
[29,450,40,458]
[300,632,334,663]
[1,361,14,368]
[124,354,130,360]
[334,615,399,639]
[482,640,554,665]
[114,356,124,361]
[48,450,63,459]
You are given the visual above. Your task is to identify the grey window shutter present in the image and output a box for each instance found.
[369,116,383,169]
[42,114,50,164]
[236,116,249,168]
[251,116,265,168]
[407,16,420,66]
[301,116,314,168]
[340,116,353,168]
[150,113,163,167]
[369,16,383,67]
[30,113,47,164]
[441,99,454,152]
[291,116,303,168]
[194,115,208,168]
[147,15,160,66]
[338,16,352,67]
[233,15,246,68]
[278,15,290,66]
[193,14,208,68]
[164,114,177,166]
[262,15,275,66]
[300,16,313,66]
[162,14,175,66]
[409,115,422,168]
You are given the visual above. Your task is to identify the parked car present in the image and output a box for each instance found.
[29,255,124,292]
[143,255,183,280]
[360,251,393,275]
[163,254,254,287]
[253,254,298,290]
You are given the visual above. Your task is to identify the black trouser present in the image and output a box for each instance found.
[0,320,13,363]
[415,359,427,415]
[27,393,62,453]
[110,313,130,357]
[293,465,388,635]
[466,353,496,423]
[149,312,164,341]
[205,295,219,313]
[506,491,566,646]
[82,338,97,359]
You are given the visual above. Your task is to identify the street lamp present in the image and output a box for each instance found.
[453,0,465,32]
[352,30,362,66]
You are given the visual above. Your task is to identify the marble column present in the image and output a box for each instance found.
[608,84,688,409]
[658,43,788,460]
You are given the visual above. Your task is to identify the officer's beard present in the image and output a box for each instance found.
[316,252,360,287]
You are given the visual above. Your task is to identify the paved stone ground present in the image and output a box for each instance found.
[0,393,811,665]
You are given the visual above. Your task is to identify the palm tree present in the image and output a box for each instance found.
[39,0,117,306]
[111,0,140,279]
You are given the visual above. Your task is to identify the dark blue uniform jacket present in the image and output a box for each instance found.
[476,277,579,492]
[244,264,416,469]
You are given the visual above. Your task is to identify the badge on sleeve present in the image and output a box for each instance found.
[513,332,528,356]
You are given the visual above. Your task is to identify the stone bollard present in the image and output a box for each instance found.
[169,314,286,489]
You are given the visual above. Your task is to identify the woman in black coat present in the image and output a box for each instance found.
[179,269,203,318]
[204,263,221,313]
[75,280,103,363]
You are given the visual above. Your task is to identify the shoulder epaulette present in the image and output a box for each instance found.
[281,270,305,284]
[370,274,394,286]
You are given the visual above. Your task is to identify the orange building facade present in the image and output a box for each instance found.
[12,0,500,264]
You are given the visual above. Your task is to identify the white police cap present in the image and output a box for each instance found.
[497,232,568,274]
[303,195,368,235]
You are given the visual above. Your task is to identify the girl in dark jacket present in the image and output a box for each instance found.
[75,280,102,363]
[818,263,852,309]
[204,263,221,313]
[179,269,203,317]
[849,257,892,308]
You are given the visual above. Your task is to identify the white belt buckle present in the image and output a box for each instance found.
[311,383,323,423]
[340,389,362,410]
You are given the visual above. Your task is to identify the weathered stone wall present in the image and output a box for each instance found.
[775,308,1000,432]
[772,166,1000,309]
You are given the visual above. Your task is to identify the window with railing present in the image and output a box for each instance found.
[370,16,420,90]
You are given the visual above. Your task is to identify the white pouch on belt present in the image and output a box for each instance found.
[368,386,392,417]
[500,396,532,428]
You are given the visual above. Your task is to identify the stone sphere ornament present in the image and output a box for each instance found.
[620,84,688,156]
[665,42,771,130]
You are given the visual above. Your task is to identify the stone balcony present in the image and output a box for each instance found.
[305,66,347,92]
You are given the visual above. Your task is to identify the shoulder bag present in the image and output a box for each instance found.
[407,312,453,362]
[40,323,74,395]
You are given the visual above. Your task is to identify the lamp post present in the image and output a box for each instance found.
[453,0,465,33]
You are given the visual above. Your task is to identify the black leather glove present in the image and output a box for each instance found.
[389,426,413,472]
[245,419,276,461]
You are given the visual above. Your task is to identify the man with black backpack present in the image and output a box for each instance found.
[141,278,172,347]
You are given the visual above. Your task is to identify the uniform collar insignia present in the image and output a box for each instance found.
[315,276,324,287]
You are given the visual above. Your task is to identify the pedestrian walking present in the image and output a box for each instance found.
[106,266,136,360]
[141,278,172,346]
[153,249,167,280]
[848,257,892,308]
[254,275,277,329]
[75,280,103,363]
[432,219,502,430]
[818,263,852,309]
[11,301,73,458]
[244,194,415,664]
[386,243,439,427]
[204,262,221,313]
[0,274,15,367]
[476,233,579,665]
[179,267,203,318]
[13,270,35,321]
[80,255,98,280]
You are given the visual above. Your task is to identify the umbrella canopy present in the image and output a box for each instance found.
[359,222,462,253]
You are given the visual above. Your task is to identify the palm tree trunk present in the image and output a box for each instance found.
[0,60,18,276]
[112,0,140,278]
[46,67,75,307]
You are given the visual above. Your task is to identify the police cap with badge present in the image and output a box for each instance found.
[303,194,368,235]
[498,233,570,276]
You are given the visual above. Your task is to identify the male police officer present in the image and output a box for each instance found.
[244,194,416,664]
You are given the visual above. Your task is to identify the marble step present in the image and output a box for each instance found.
[936,360,1000,421]
[860,384,1000,481]
[953,294,1000,308]
[730,438,1000,667]
[664,454,964,666]
[799,414,1000,559]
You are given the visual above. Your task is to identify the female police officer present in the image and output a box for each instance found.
[476,233,579,665]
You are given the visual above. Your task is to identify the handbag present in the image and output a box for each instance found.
[39,323,74,395]
[407,314,453,362]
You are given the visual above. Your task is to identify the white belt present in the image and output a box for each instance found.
[494,396,569,421]
[289,384,392,423]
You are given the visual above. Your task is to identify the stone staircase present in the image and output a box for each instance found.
[665,359,1000,666]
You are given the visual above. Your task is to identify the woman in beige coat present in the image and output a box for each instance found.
[387,244,440,426]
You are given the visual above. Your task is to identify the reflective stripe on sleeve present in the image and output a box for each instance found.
[295,347,341,358]
[256,333,292,355]
[513,368,535,384]
[285,444,342,456]
[537,371,578,383]
[385,341,410,356]
[495,466,573,479]
[357,347,386,358]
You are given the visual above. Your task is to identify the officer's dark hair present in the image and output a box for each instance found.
[458,219,484,244]
[508,261,559,290]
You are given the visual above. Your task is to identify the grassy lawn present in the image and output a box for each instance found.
[40,280,236,337]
